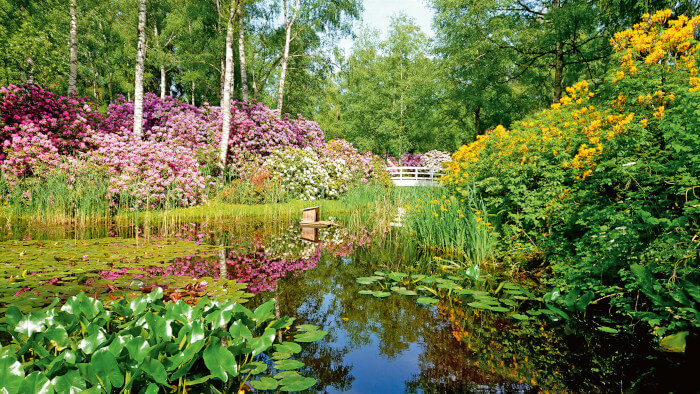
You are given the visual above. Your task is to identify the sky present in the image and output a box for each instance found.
[337,0,435,55]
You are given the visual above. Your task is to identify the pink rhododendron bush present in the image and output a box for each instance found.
[0,85,338,211]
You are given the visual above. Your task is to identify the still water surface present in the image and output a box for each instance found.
[0,219,690,393]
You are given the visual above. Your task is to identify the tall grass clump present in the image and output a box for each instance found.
[0,173,112,223]
[403,183,494,266]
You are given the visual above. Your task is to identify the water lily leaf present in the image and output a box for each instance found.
[0,355,24,394]
[295,324,318,332]
[660,331,688,352]
[240,361,267,375]
[294,329,328,342]
[272,352,292,360]
[358,290,375,295]
[597,326,619,334]
[274,370,301,379]
[356,277,380,285]
[279,376,316,392]
[274,359,305,371]
[467,302,491,309]
[372,291,391,298]
[274,342,302,354]
[18,371,53,394]
[416,297,439,305]
[250,377,279,390]
[373,271,386,277]
[511,314,530,320]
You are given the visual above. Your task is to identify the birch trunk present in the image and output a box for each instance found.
[68,0,78,95]
[154,25,167,99]
[237,1,249,102]
[218,4,236,169]
[552,0,563,103]
[133,0,147,138]
[276,0,300,114]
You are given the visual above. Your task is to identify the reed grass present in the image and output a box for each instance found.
[401,183,494,267]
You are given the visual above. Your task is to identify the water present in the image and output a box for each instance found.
[0,219,692,393]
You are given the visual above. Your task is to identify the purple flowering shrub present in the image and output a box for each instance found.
[324,139,383,183]
[213,101,326,168]
[86,133,208,209]
[386,152,424,167]
[0,84,102,176]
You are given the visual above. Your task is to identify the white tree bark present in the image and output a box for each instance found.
[276,0,300,114]
[133,0,147,138]
[237,0,249,102]
[154,25,167,99]
[68,0,78,95]
[218,3,236,169]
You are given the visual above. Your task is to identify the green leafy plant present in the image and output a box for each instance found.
[0,290,327,393]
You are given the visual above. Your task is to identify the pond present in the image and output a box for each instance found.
[0,218,692,392]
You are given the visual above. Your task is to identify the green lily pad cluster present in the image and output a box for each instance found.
[356,269,571,322]
[0,289,327,393]
[0,238,227,312]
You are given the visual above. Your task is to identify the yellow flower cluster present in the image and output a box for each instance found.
[611,9,700,93]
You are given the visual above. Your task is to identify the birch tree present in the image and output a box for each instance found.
[68,0,78,95]
[237,0,249,102]
[219,2,236,169]
[276,0,300,113]
[133,0,147,138]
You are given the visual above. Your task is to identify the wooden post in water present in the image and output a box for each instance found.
[301,206,320,224]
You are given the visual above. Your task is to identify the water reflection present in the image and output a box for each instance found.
[0,219,688,392]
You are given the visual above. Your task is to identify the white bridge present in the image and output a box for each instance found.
[386,166,443,187]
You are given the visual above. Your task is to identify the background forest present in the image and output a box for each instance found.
[3,0,699,158]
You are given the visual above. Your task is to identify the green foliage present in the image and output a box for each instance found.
[402,185,494,265]
[442,12,700,340]
[0,291,326,393]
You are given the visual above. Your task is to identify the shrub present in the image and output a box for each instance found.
[442,10,699,337]
[0,84,102,175]
[262,147,335,200]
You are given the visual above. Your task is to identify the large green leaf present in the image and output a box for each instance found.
[660,331,688,352]
[203,342,239,381]
[279,375,316,392]
[78,331,107,355]
[248,328,276,356]
[92,348,124,390]
[18,371,54,394]
[126,337,150,363]
[51,370,86,394]
[0,355,24,394]
[15,311,47,336]
[253,299,276,324]
[141,357,169,386]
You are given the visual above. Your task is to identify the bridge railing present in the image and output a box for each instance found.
[385,166,444,182]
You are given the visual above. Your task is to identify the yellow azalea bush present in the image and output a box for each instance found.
[443,11,699,337]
